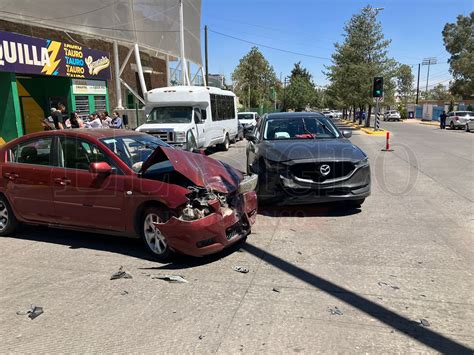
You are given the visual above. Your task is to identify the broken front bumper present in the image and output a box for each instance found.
[156,190,257,257]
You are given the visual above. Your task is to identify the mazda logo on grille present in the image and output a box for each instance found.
[320,164,331,176]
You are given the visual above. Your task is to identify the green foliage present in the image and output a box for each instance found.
[284,62,318,110]
[231,47,278,109]
[448,100,454,112]
[325,6,398,111]
[467,104,473,111]
[425,83,451,101]
[397,64,414,104]
[397,103,407,119]
[442,12,474,97]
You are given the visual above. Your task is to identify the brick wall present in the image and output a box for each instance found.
[0,19,168,109]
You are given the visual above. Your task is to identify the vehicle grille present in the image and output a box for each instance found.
[290,162,355,182]
[146,131,173,142]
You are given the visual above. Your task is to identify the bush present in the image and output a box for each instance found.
[398,105,408,119]
[467,104,473,111]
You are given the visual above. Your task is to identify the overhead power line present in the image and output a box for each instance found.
[208,28,332,61]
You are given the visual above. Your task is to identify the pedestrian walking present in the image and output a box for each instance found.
[439,111,447,129]
[110,111,123,129]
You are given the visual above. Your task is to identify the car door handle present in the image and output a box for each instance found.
[3,172,19,181]
[54,178,71,186]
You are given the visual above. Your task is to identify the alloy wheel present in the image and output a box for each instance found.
[0,201,8,232]
[143,213,167,255]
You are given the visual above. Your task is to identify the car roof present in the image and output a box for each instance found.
[266,112,326,119]
[2,129,146,148]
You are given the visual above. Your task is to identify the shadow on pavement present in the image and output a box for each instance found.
[258,202,362,218]
[241,242,472,354]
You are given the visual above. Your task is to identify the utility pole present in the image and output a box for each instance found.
[422,57,437,94]
[204,25,209,87]
[179,0,189,85]
[415,63,421,104]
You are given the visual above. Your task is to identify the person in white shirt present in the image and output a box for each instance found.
[100,111,113,128]
[85,112,102,129]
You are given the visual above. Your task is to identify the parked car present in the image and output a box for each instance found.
[322,110,335,118]
[0,130,258,261]
[446,111,474,130]
[383,110,401,121]
[238,112,258,133]
[246,112,370,207]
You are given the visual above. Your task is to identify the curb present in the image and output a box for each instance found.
[419,121,440,126]
[360,127,389,136]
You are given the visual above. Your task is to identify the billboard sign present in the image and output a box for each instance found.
[0,30,111,80]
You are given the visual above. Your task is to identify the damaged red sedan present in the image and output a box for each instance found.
[0,130,257,261]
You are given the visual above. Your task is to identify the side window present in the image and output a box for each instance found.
[210,94,217,121]
[60,137,110,170]
[11,137,53,166]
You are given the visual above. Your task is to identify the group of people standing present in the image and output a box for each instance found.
[44,103,123,130]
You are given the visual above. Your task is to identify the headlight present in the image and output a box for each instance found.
[175,131,186,142]
[355,157,369,168]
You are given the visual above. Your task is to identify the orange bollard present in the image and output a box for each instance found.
[381,131,393,151]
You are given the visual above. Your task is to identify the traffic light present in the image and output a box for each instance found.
[373,77,384,98]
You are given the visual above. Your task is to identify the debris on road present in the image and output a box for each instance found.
[420,319,430,327]
[110,266,133,280]
[233,266,249,274]
[272,287,281,293]
[378,281,399,290]
[120,290,129,295]
[152,275,188,283]
[16,305,44,320]
[297,251,302,255]
[198,335,205,340]
[329,306,343,316]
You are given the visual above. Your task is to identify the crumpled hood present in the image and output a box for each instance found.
[261,139,367,163]
[141,146,243,193]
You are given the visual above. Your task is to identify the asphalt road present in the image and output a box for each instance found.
[0,121,472,353]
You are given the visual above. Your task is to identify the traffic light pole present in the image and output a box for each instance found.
[374,97,380,131]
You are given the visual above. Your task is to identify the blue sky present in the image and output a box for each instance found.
[201,0,472,88]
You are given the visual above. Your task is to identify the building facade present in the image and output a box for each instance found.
[0,19,168,142]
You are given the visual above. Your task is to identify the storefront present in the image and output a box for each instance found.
[0,30,111,141]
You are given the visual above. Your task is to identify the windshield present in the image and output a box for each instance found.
[263,116,340,140]
[457,112,474,117]
[238,113,254,120]
[101,135,170,172]
[147,106,193,124]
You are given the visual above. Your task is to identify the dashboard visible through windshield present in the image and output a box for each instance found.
[263,116,340,140]
[147,106,193,124]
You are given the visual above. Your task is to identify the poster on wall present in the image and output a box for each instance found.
[0,30,111,80]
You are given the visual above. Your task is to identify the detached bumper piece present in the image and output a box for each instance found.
[156,191,257,257]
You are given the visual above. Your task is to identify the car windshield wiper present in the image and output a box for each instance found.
[302,119,317,139]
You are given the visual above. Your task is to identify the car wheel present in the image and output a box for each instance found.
[347,198,365,208]
[0,195,19,236]
[141,207,173,262]
[218,134,230,151]
[450,121,455,130]
[466,123,470,132]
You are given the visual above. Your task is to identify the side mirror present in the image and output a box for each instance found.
[90,162,113,174]
[245,133,256,142]
[342,130,352,138]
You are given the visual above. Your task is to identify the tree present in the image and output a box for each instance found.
[325,6,398,126]
[426,83,451,101]
[284,62,318,110]
[442,12,474,97]
[231,47,277,110]
[396,64,414,104]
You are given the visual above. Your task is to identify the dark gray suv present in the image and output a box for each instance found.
[246,112,370,206]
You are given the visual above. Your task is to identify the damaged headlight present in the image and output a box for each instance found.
[355,157,369,168]
[238,174,258,193]
[178,186,226,221]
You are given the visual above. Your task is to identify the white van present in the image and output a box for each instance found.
[238,112,258,132]
[136,86,238,151]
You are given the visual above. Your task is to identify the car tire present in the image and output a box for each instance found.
[0,195,19,236]
[347,198,365,208]
[466,123,471,132]
[218,134,230,151]
[140,206,173,262]
[186,135,197,152]
[450,121,455,130]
